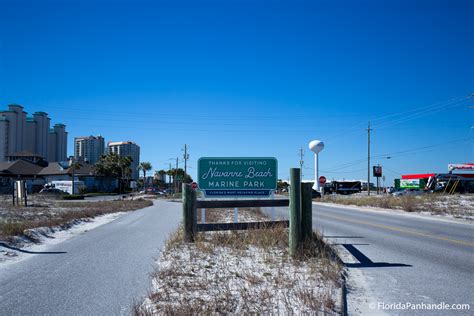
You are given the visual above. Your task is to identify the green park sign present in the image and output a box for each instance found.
[197,157,278,197]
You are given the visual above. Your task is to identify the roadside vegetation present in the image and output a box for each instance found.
[320,193,474,219]
[134,208,343,315]
[0,197,152,242]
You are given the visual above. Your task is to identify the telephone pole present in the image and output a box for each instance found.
[299,148,304,181]
[183,144,189,179]
[169,162,172,188]
[367,121,372,196]
[176,157,179,193]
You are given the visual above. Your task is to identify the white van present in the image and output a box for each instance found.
[49,181,85,195]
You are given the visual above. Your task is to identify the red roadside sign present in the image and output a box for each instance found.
[191,182,198,190]
[319,176,327,185]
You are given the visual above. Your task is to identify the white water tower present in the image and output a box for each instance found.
[309,140,324,192]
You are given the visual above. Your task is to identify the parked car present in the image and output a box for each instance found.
[145,187,165,194]
[392,188,424,196]
[39,188,67,195]
[311,189,321,199]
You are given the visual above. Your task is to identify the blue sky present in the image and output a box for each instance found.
[0,0,473,184]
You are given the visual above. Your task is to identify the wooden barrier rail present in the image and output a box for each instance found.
[182,167,313,257]
[197,220,289,232]
[195,199,289,209]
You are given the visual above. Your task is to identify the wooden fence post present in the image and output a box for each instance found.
[301,182,313,240]
[182,183,196,242]
[289,168,301,256]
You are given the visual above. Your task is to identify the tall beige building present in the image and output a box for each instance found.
[0,104,26,158]
[0,104,67,162]
[108,141,140,180]
[0,116,9,162]
[25,112,51,158]
[74,135,105,164]
[48,124,68,162]
[33,112,50,158]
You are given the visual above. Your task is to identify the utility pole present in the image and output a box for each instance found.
[176,157,179,193]
[367,121,372,196]
[183,144,189,180]
[377,164,380,194]
[169,162,172,190]
[299,148,304,182]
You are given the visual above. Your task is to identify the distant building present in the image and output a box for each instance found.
[7,151,46,164]
[107,141,140,180]
[29,112,50,159]
[0,116,9,162]
[48,124,68,162]
[0,104,67,162]
[0,104,27,161]
[0,160,119,194]
[74,135,105,164]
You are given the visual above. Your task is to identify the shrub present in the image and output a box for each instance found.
[399,196,417,212]
[0,221,30,236]
[62,195,85,200]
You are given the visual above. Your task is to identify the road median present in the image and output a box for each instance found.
[134,207,344,314]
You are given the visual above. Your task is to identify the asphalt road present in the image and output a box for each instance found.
[0,200,182,315]
[267,197,470,314]
[303,203,473,315]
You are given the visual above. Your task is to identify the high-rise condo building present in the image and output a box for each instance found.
[74,135,105,164]
[25,111,51,159]
[47,124,68,162]
[0,104,69,162]
[107,141,140,180]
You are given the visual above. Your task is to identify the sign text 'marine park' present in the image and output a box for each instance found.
[198,157,278,197]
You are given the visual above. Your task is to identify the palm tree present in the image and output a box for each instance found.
[119,156,133,193]
[166,168,176,193]
[154,170,166,185]
[69,159,83,195]
[157,169,167,180]
[94,153,133,193]
[138,162,153,188]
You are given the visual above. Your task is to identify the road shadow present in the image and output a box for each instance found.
[342,244,411,268]
[0,242,67,255]
[325,236,365,239]
[334,243,370,246]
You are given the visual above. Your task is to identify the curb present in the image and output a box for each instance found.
[324,240,348,316]
[341,274,348,316]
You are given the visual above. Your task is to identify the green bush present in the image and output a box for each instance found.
[62,195,85,200]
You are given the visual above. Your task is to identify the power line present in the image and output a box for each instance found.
[370,95,470,125]
[29,94,471,129]
[372,136,473,159]
[383,166,402,175]
[319,167,368,174]
[372,98,469,130]
[53,115,358,128]
[323,136,474,173]
[29,104,368,121]
[324,95,471,142]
